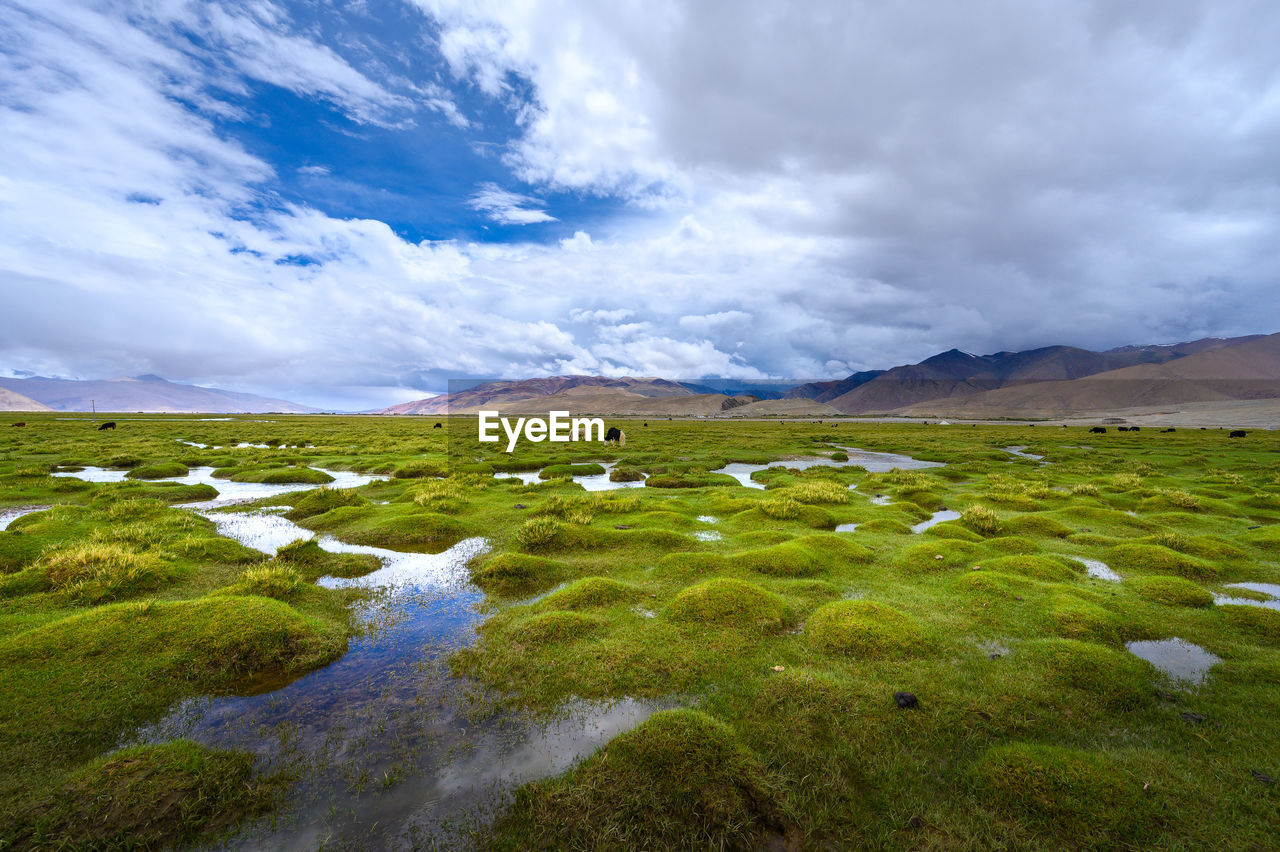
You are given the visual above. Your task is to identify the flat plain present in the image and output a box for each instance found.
[1,414,1277,850]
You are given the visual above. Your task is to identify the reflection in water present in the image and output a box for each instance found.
[910,509,962,533]
[1214,582,1280,611]
[835,523,859,532]
[131,510,667,848]
[1002,446,1046,462]
[1126,638,1220,686]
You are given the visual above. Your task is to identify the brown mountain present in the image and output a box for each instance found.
[381,376,699,415]
[0,387,50,412]
[0,375,317,414]
[896,332,1280,417]
[823,336,1263,414]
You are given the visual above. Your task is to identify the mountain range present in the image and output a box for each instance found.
[3,332,1277,421]
[0,374,317,414]
[377,333,1279,420]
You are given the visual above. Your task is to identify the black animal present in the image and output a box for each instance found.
[1230,430,1247,438]
[98,421,116,431]
[1161,428,1176,433]
[605,426,622,443]
[1089,426,1107,434]
[1130,426,1141,432]
[11,422,24,427]
[433,422,442,429]
[1117,426,1130,432]
[643,422,648,427]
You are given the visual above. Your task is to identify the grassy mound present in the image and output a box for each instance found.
[972,743,1161,843]
[665,579,792,632]
[516,611,601,644]
[34,542,176,603]
[491,710,784,851]
[609,466,645,482]
[976,555,1079,582]
[226,466,334,484]
[1048,593,1119,642]
[894,540,983,572]
[1219,604,1280,645]
[1001,515,1072,539]
[308,506,470,553]
[1107,543,1218,580]
[805,600,928,657]
[284,487,370,520]
[123,462,188,480]
[1027,639,1149,709]
[540,577,642,610]
[731,542,818,577]
[14,741,280,849]
[653,552,731,581]
[960,504,1001,536]
[472,553,567,595]
[1129,576,1213,608]
[271,538,381,580]
[539,463,607,480]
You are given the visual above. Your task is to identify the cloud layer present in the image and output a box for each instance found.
[3,0,1279,409]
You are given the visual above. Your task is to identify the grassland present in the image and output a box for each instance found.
[0,413,1277,849]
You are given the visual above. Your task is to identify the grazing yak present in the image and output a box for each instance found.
[1117,426,1130,432]
[1089,426,1107,434]
[605,427,626,445]
[11,422,24,427]
[98,421,116,431]
[433,422,442,429]
[1230,430,1247,438]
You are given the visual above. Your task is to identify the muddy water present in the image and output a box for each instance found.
[52,466,386,508]
[1126,638,1220,686]
[713,446,943,489]
[133,510,666,848]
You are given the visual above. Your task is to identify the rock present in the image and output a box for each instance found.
[893,691,919,709]
[1180,711,1206,724]
[933,554,944,560]
[514,504,527,509]
[614,524,632,530]
[771,665,786,672]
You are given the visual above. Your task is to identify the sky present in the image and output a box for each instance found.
[1,0,1279,411]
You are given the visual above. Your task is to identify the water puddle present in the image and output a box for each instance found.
[712,446,942,489]
[869,495,892,506]
[1213,582,1280,611]
[52,466,386,508]
[835,523,859,532]
[1126,638,1220,686]
[0,505,50,531]
[133,509,668,847]
[911,509,962,534]
[696,515,718,524]
[494,462,646,492]
[1073,557,1122,581]
[692,530,722,542]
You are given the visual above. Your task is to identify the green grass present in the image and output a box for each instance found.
[3,413,1280,849]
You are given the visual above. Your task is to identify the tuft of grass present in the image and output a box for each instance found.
[35,543,174,604]
[805,600,928,657]
[539,463,606,480]
[960,504,1001,536]
[516,611,601,644]
[515,517,565,552]
[284,487,369,520]
[1218,604,1280,645]
[665,578,792,632]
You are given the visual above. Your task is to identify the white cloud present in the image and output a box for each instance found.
[467,182,557,225]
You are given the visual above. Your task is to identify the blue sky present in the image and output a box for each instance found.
[2,1,1279,410]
